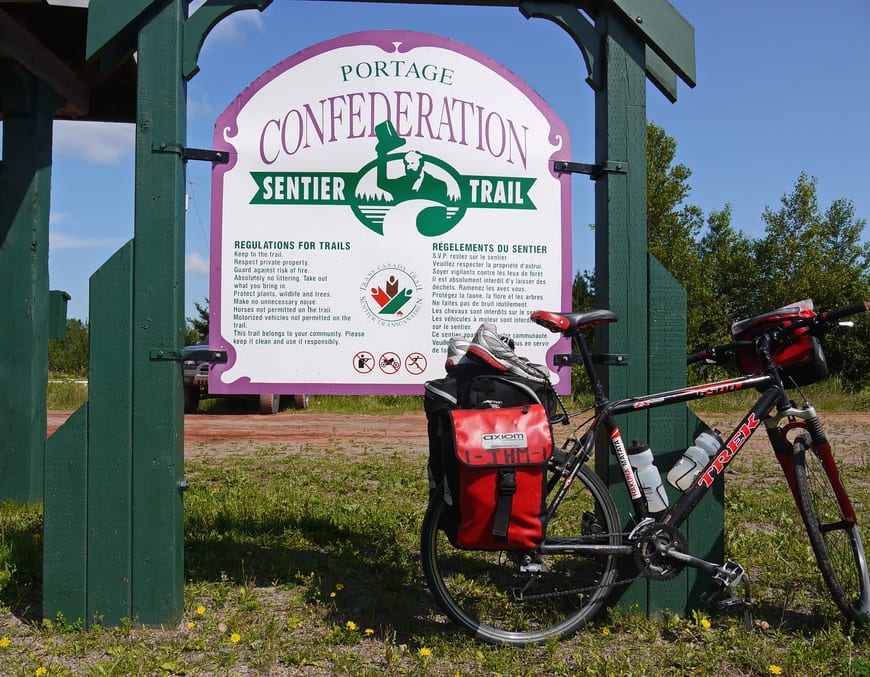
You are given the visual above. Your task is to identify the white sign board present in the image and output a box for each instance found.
[210,30,572,395]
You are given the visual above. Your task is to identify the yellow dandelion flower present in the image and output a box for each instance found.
[602,627,611,635]
[330,592,336,598]
[346,620,358,631]
[335,583,344,590]
[35,668,47,677]
[196,605,206,615]
[0,636,9,648]
[364,628,375,635]
[187,621,195,629]
[419,647,432,657]
[230,633,241,644]
[769,667,783,676]
[700,618,711,630]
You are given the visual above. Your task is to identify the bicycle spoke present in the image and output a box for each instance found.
[793,436,870,622]
[420,465,620,646]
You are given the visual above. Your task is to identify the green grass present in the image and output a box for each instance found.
[45,373,870,417]
[45,376,88,411]
[3,409,870,674]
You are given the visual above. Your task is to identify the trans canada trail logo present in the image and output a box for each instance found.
[250,120,536,237]
[360,265,422,326]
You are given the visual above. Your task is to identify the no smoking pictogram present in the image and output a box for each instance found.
[353,351,374,374]
[405,352,427,375]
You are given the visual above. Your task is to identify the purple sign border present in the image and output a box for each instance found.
[210,29,572,395]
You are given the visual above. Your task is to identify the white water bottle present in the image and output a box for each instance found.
[628,440,668,513]
[667,430,723,491]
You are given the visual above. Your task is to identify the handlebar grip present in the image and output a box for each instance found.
[820,301,870,324]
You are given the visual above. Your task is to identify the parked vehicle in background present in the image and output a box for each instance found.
[182,345,309,414]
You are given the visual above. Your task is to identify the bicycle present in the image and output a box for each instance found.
[420,300,870,646]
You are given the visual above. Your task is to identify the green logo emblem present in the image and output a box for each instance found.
[250,120,536,237]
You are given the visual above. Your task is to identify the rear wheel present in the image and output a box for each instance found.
[793,434,870,623]
[293,394,310,410]
[420,464,620,646]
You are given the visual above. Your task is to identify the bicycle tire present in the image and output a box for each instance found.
[420,464,621,646]
[792,434,870,623]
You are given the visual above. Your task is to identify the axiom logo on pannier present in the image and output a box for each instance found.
[481,432,527,449]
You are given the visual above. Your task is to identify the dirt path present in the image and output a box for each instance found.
[47,410,870,460]
[47,410,430,457]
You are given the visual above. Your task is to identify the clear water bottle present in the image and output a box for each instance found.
[667,430,723,491]
[628,440,668,513]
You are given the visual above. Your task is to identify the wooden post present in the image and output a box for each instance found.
[0,69,58,503]
[128,0,188,625]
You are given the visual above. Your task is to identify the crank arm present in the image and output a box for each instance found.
[660,547,721,575]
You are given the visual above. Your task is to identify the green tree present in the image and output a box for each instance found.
[48,318,89,377]
[696,205,761,347]
[754,173,870,385]
[572,270,594,311]
[185,298,209,345]
[645,122,709,350]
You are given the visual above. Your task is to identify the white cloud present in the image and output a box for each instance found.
[49,211,72,227]
[187,89,215,120]
[50,231,127,250]
[186,251,210,275]
[53,121,134,166]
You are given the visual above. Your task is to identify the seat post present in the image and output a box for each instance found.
[572,332,608,405]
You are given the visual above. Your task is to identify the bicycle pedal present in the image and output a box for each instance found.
[519,561,547,574]
[712,560,746,588]
[517,554,548,574]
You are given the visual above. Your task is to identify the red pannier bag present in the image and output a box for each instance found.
[448,404,553,550]
[731,299,828,386]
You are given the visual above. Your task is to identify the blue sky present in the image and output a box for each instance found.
[37,0,870,321]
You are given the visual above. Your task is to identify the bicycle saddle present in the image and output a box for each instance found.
[530,309,618,334]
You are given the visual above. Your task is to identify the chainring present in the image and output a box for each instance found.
[632,522,689,581]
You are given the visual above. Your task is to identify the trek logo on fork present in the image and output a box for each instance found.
[697,413,761,488]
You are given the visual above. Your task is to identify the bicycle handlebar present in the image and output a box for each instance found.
[686,342,746,365]
[686,301,869,365]
[817,301,870,325]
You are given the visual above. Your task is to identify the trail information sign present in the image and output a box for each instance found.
[210,30,572,394]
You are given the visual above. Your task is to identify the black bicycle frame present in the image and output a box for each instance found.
[600,372,782,529]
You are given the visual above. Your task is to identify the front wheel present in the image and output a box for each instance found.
[420,464,621,646]
[793,434,870,623]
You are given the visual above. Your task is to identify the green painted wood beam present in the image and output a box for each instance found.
[610,0,696,87]
[129,0,188,625]
[86,0,157,60]
[519,2,602,89]
[184,0,273,80]
[43,404,89,621]
[87,241,135,624]
[0,74,59,503]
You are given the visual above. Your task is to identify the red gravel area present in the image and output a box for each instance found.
[47,410,870,461]
[47,410,430,457]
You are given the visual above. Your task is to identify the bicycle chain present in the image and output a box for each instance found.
[514,571,643,601]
